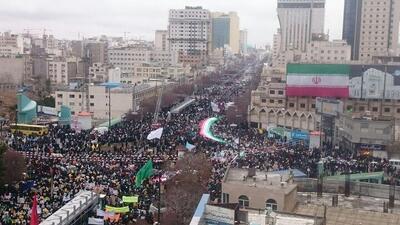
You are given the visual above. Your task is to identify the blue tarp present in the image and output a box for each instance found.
[271,169,307,178]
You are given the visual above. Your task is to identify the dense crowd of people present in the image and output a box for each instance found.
[1,62,398,224]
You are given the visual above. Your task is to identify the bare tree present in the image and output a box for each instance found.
[164,153,212,225]
[2,150,26,185]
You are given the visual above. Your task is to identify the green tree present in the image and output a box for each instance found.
[45,79,52,94]
[37,96,56,107]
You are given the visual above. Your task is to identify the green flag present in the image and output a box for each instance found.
[135,160,154,187]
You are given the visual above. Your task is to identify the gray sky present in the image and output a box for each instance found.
[0,0,344,46]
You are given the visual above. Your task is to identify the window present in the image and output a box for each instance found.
[261,98,267,103]
[289,103,295,107]
[359,106,365,111]
[90,95,94,99]
[384,108,390,113]
[372,107,378,112]
[270,99,274,104]
[238,195,249,208]
[269,90,275,95]
[278,90,284,95]
[69,94,75,98]
[397,108,400,113]
[278,100,283,104]
[57,94,63,98]
[90,103,94,106]
[266,199,278,211]
[300,103,306,108]
[222,193,230,204]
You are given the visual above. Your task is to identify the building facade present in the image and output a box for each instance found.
[155,30,169,51]
[335,113,394,155]
[119,63,190,84]
[168,6,211,65]
[221,168,297,212]
[211,12,240,54]
[0,32,23,56]
[342,0,400,61]
[85,41,107,64]
[0,56,32,89]
[108,48,179,73]
[88,63,108,83]
[239,29,248,55]
[277,0,325,52]
[48,59,69,85]
[54,84,159,119]
[272,39,352,71]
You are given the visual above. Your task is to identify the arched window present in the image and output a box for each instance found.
[238,195,249,208]
[266,199,278,211]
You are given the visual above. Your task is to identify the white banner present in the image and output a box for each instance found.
[88,217,104,225]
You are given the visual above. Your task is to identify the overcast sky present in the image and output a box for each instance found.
[0,0,344,46]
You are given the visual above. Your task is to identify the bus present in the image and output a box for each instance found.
[10,124,49,136]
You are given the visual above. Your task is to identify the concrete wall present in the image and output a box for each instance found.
[222,182,297,212]
[0,57,27,84]
[295,178,400,200]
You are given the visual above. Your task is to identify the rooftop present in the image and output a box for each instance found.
[295,192,400,225]
[223,167,297,193]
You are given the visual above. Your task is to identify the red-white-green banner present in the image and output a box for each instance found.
[286,64,350,97]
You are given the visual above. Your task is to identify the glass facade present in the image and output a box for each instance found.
[212,17,230,50]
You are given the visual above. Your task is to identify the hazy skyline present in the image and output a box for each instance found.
[0,0,344,46]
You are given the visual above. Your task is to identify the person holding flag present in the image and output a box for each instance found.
[30,194,39,225]
[135,160,154,188]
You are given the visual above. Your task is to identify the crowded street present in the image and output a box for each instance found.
[1,61,398,225]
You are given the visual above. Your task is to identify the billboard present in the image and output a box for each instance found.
[315,98,343,116]
[349,65,400,99]
[286,64,400,99]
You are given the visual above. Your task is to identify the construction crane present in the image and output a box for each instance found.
[152,79,166,127]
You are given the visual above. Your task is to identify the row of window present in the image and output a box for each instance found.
[237,195,278,211]
[347,105,400,113]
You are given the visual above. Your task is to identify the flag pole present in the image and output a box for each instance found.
[158,171,161,224]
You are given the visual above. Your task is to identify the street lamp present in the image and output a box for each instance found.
[99,82,121,129]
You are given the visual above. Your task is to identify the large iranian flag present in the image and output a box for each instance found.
[286,64,350,97]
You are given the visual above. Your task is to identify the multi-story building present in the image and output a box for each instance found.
[301,39,351,64]
[342,0,400,61]
[272,38,352,72]
[48,58,68,85]
[88,63,108,83]
[277,0,325,52]
[0,32,23,56]
[54,83,159,119]
[0,55,32,91]
[85,41,107,64]
[70,40,84,58]
[239,29,248,55]
[250,63,400,152]
[211,12,240,54]
[168,6,211,65]
[108,48,179,73]
[335,113,394,155]
[155,30,169,51]
[119,63,190,84]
